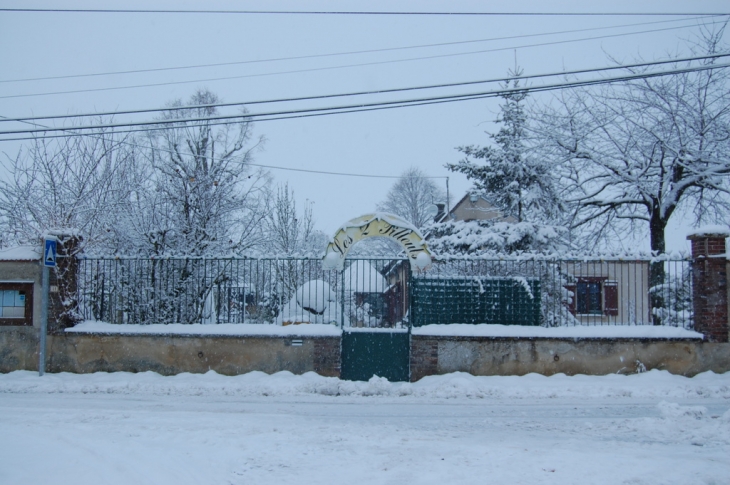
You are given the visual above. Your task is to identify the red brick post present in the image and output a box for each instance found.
[313,337,341,377]
[687,230,729,342]
[47,233,82,334]
[410,337,438,382]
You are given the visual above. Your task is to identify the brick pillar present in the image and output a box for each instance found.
[47,233,82,335]
[313,337,341,377]
[410,337,438,382]
[687,231,729,342]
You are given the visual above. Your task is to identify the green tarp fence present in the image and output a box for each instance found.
[410,277,541,326]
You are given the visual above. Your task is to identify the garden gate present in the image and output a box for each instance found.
[340,328,410,382]
[338,258,412,382]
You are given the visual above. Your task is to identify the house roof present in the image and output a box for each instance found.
[435,193,514,223]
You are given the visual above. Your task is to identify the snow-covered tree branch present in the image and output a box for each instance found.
[139,89,269,256]
[377,166,447,229]
[0,125,139,253]
[262,182,326,258]
[447,69,564,224]
[533,27,730,254]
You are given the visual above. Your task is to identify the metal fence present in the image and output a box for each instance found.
[418,258,692,328]
[76,257,408,327]
[76,256,693,328]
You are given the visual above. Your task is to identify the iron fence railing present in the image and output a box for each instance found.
[76,256,693,329]
[76,257,409,327]
[419,258,692,328]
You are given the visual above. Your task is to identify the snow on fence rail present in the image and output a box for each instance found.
[75,256,693,329]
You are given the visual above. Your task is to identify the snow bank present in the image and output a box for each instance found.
[0,369,728,401]
[657,400,708,419]
[0,245,41,261]
[66,321,341,336]
[412,323,703,339]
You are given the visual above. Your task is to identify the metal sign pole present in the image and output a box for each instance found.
[39,237,57,377]
[39,265,49,376]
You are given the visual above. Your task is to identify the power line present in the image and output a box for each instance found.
[1,8,728,16]
[2,52,728,125]
[0,15,716,84]
[2,20,725,101]
[4,63,728,139]
[2,61,727,141]
[0,114,445,180]
[3,60,726,181]
[242,164,446,179]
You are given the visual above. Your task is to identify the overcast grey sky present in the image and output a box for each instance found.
[1,0,728,252]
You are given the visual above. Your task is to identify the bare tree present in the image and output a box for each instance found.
[112,89,271,323]
[261,183,327,310]
[534,28,730,254]
[0,126,138,252]
[262,182,326,257]
[145,89,269,256]
[533,27,730,323]
[377,166,447,229]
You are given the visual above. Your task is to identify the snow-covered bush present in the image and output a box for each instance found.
[426,220,569,256]
[650,266,693,328]
[276,279,345,326]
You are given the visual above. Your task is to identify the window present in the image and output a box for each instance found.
[0,283,33,326]
[577,281,602,315]
[566,279,619,317]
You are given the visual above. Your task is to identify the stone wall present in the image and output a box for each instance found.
[410,335,730,380]
[0,327,40,373]
[313,337,341,377]
[2,328,729,380]
[41,333,341,376]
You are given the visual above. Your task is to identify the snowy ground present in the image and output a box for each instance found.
[1,370,729,485]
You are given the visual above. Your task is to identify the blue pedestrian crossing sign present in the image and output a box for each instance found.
[43,239,57,267]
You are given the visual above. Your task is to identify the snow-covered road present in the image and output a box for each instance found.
[1,370,728,485]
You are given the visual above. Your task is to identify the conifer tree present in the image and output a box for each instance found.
[447,69,562,223]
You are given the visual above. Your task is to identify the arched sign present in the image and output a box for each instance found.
[322,213,432,271]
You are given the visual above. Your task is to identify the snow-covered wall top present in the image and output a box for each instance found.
[412,324,703,339]
[0,245,41,261]
[67,321,342,337]
[687,225,730,237]
[67,321,704,340]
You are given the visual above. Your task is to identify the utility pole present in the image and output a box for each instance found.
[446,177,450,218]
